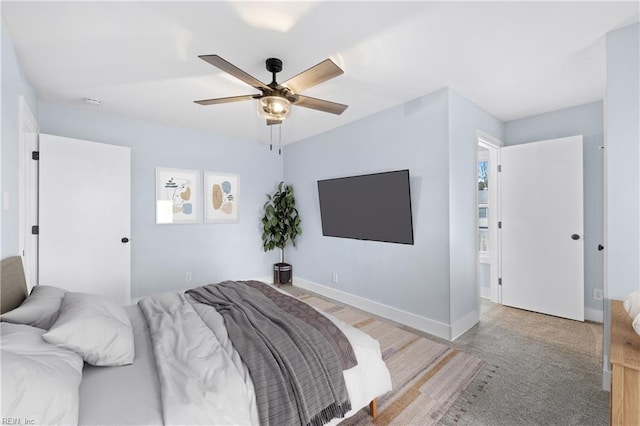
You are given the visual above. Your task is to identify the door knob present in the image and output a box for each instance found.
[121,237,129,243]
[570,234,580,240]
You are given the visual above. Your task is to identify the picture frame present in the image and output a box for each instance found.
[204,172,239,223]
[155,167,200,224]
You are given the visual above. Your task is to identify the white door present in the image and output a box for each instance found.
[39,134,131,304]
[500,135,584,321]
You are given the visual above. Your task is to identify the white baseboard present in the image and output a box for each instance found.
[451,308,480,340]
[480,286,491,300]
[585,308,603,323]
[602,367,611,392]
[602,353,611,391]
[292,277,453,340]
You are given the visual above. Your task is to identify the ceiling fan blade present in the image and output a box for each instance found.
[294,95,348,115]
[194,95,256,106]
[267,119,283,126]
[280,59,344,93]
[199,55,270,91]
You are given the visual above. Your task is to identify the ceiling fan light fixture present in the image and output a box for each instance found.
[257,96,291,120]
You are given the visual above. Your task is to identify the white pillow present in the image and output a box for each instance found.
[634,312,640,336]
[623,291,640,319]
[1,323,83,425]
[0,285,66,329]
[43,292,134,366]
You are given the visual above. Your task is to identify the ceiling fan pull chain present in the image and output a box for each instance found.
[270,125,273,151]
[278,123,282,155]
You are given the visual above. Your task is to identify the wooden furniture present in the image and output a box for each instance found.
[610,300,640,426]
[369,398,378,419]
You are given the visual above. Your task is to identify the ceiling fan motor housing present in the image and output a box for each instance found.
[266,58,283,74]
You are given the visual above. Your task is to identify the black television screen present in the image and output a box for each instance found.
[317,169,414,245]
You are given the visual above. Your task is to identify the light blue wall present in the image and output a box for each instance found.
[504,101,605,313]
[602,21,639,389]
[38,101,283,299]
[605,22,640,301]
[1,20,38,258]
[448,90,504,324]
[283,88,504,330]
[284,90,452,323]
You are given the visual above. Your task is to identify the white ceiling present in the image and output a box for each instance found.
[2,1,638,145]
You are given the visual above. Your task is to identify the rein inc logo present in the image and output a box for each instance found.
[2,418,35,425]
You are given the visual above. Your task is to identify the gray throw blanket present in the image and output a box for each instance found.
[243,280,358,370]
[186,281,352,426]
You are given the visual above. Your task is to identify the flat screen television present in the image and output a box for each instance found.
[317,169,414,245]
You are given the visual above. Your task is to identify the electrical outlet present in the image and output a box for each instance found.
[185,272,192,282]
[593,288,603,301]
[331,272,338,283]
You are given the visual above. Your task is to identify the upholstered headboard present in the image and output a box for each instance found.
[1,256,28,314]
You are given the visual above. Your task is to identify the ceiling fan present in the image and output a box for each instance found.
[194,55,348,126]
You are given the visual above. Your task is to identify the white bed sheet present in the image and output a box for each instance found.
[322,309,392,425]
[78,305,163,425]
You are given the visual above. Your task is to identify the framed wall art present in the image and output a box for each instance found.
[155,167,200,224]
[204,172,239,223]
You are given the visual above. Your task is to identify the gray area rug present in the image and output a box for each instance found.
[439,302,607,426]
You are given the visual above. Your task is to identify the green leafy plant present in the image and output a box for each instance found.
[261,182,301,263]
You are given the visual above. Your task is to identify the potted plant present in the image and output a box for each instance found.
[261,181,302,285]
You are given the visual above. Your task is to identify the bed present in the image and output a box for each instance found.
[0,256,391,425]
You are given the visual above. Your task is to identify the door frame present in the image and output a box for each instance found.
[18,96,39,292]
[476,130,503,305]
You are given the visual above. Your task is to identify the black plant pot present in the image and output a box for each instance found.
[273,262,292,285]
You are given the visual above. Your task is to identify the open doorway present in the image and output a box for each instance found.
[477,132,502,317]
